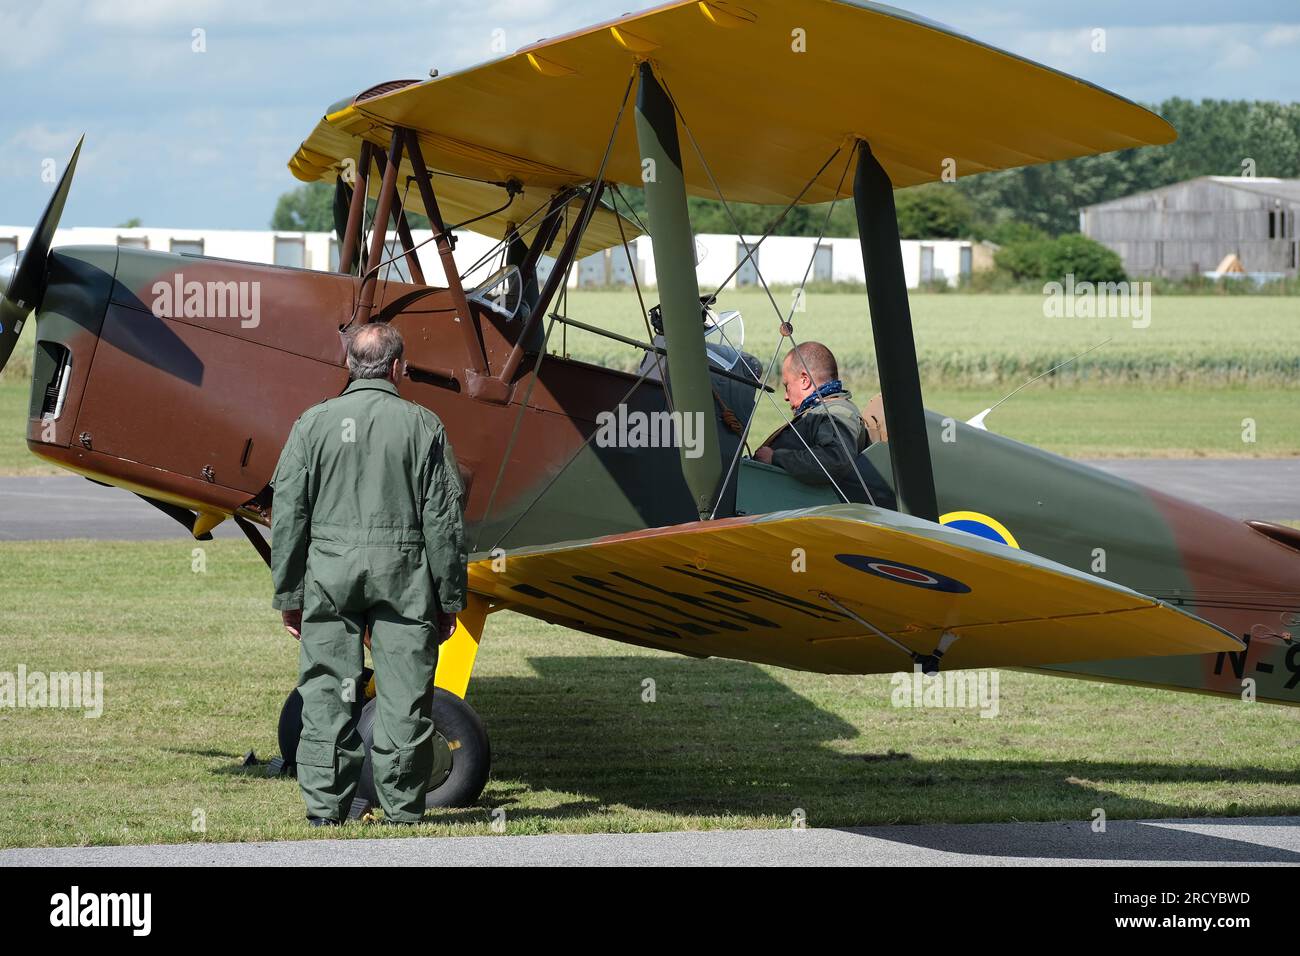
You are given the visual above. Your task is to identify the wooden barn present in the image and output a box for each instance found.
[1080,177,1300,279]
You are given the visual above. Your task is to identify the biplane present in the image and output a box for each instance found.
[2,0,1296,809]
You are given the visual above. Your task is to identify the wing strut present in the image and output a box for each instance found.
[853,140,938,520]
[819,591,959,675]
[634,61,723,519]
[337,140,373,275]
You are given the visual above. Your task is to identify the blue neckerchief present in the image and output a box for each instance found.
[795,379,846,417]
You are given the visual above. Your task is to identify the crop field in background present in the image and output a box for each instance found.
[556,290,1300,387]
[1,291,1297,473]
[4,291,1296,389]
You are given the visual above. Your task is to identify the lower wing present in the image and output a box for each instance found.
[468,504,1242,674]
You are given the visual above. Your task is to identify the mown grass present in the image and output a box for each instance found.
[0,540,1298,848]
[0,383,39,475]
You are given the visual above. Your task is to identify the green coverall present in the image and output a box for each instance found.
[270,377,467,822]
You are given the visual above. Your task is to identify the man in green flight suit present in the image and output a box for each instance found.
[753,341,873,491]
[270,323,466,827]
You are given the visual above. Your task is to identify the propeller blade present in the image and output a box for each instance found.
[0,134,83,373]
[0,260,26,374]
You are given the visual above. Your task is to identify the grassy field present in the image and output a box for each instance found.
[4,290,1295,389]
[0,383,41,475]
[1,292,1298,472]
[0,540,1298,849]
[3,290,1296,849]
[555,289,1300,386]
[4,380,1296,472]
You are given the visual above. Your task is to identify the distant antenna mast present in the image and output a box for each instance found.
[967,338,1112,431]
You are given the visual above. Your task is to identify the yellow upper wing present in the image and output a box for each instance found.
[291,0,1174,209]
[290,110,641,259]
[468,506,1238,675]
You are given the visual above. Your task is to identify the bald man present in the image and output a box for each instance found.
[754,341,870,489]
[270,323,466,827]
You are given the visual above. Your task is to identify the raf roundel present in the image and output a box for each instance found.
[834,554,972,594]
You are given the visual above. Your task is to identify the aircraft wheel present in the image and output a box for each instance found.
[276,667,373,772]
[357,689,490,809]
[276,688,304,771]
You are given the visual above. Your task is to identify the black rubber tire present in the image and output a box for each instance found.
[276,687,304,769]
[357,689,491,809]
[276,667,373,771]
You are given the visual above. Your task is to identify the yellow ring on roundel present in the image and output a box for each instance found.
[940,511,1020,549]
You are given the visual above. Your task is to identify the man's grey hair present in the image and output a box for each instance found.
[347,323,404,380]
[784,340,838,384]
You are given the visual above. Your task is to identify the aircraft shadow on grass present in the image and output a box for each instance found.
[470,658,1300,844]
[203,655,1299,861]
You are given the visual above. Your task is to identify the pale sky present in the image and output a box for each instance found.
[2,0,1297,229]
